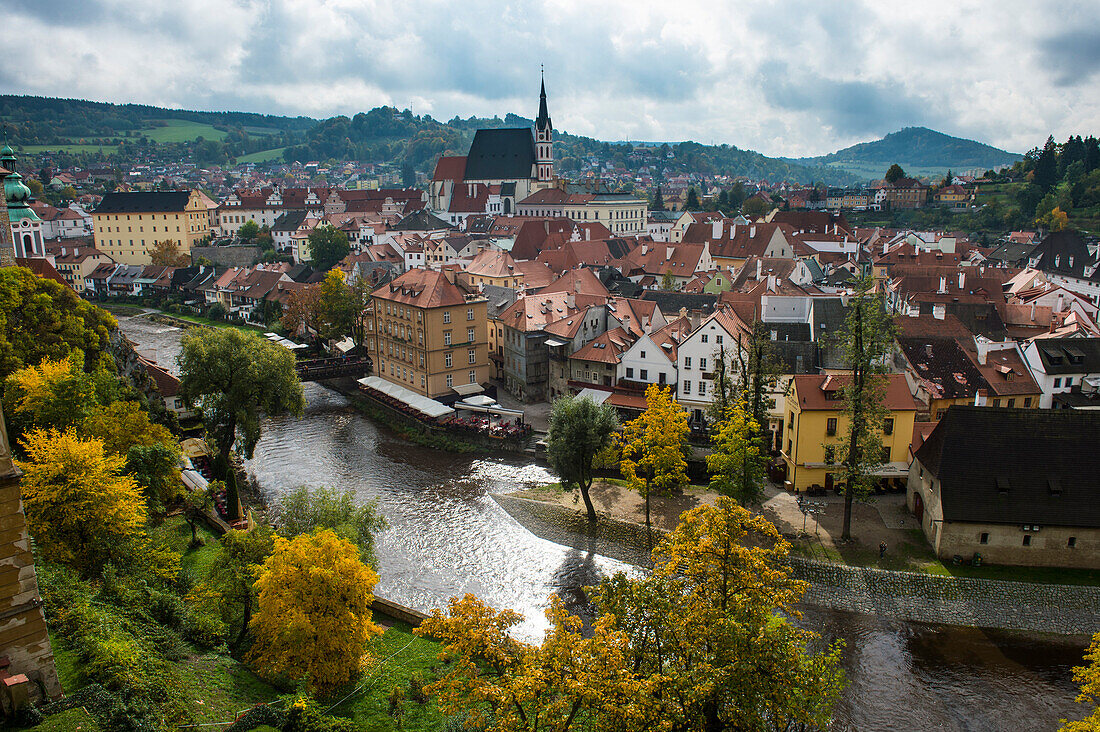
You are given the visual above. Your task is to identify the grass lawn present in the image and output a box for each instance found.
[20,144,119,155]
[238,147,287,163]
[330,618,451,732]
[21,707,100,732]
[142,119,227,143]
[161,311,267,334]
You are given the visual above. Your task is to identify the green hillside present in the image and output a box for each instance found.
[792,127,1021,180]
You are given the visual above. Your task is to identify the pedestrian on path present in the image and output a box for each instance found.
[879,541,888,559]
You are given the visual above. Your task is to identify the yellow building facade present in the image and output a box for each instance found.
[781,373,919,493]
[93,189,210,265]
[366,269,490,400]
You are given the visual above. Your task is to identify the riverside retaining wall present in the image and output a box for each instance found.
[493,493,1100,635]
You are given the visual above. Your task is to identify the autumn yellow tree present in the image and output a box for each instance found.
[592,497,846,730]
[248,529,381,694]
[149,239,190,267]
[17,429,152,577]
[81,399,175,456]
[4,355,101,433]
[417,594,644,732]
[1062,632,1100,731]
[707,398,767,504]
[618,384,690,540]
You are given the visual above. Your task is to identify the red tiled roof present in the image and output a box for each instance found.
[373,268,470,308]
[432,156,467,181]
[792,373,918,411]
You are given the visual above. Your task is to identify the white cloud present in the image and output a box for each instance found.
[1,0,1096,156]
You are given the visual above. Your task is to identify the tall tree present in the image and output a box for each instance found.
[618,385,690,542]
[149,239,190,267]
[707,399,767,504]
[237,220,260,242]
[836,274,896,541]
[202,525,276,650]
[305,225,350,271]
[417,594,642,732]
[684,187,701,211]
[660,269,677,291]
[18,428,150,577]
[546,395,619,523]
[884,163,906,183]
[4,355,101,433]
[653,184,665,211]
[592,498,846,730]
[0,266,115,378]
[315,268,356,343]
[741,196,768,218]
[178,328,304,475]
[1032,135,1059,192]
[248,529,382,694]
[280,283,322,338]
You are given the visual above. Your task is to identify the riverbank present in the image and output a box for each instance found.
[499,485,1100,636]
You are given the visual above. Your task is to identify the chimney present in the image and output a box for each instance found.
[641,244,648,255]
[938,276,947,294]
[958,271,966,290]
[932,303,945,320]
[756,259,763,279]
[1056,292,1065,313]
[712,220,722,239]
[567,293,575,309]
[749,225,756,238]
[767,274,777,292]
[974,388,988,406]
[690,310,701,329]
[666,246,674,260]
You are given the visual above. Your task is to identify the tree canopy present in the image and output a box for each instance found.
[618,384,690,538]
[546,395,619,523]
[248,529,381,694]
[1062,632,1100,731]
[0,266,115,379]
[275,485,386,567]
[306,225,350,271]
[884,163,906,182]
[149,239,190,267]
[178,328,304,466]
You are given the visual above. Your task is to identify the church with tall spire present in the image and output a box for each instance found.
[429,73,556,223]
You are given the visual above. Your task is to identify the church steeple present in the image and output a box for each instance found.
[535,68,553,184]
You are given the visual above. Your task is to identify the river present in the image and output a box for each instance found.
[121,315,1090,731]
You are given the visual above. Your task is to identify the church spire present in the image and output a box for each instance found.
[534,67,554,185]
[536,66,551,132]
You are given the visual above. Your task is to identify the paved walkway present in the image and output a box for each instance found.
[489,379,552,433]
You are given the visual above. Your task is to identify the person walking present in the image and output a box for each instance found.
[879,541,888,559]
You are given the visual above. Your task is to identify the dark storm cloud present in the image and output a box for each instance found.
[1039,29,1100,86]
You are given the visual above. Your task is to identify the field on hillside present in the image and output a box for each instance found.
[142,119,229,143]
[238,147,287,163]
[21,143,119,154]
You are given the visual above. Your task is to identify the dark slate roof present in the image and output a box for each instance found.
[273,210,307,232]
[464,128,536,181]
[915,406,1100,528]
[1032,338,1100,375]
[812,298,851,370]
[986,240,1036,267]
[898,337,987,399]
[772,340,819,374]
[1030,231,1100,284]
[391,209,453,231]
[94,190,192,214]
[640,291,718,318]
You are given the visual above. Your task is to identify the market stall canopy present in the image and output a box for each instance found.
[574,388,612,405]
[358,376,455,419]
[452,382,485,396]
[180,437,212,458]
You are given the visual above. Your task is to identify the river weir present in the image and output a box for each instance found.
[119,314,1090,730]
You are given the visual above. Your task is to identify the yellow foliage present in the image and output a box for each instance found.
[81,400,176,456]
[247,529,381,694]
[617,385,690,531]
[417,594,645,731]
[1063,632,1100,731]
[5,355,99,430]
[17,428,150,576]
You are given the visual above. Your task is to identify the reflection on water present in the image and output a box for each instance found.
[118,316,1089,731]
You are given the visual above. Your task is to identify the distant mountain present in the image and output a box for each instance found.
[790,127,1022,180]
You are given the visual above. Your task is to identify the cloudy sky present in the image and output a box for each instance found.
[3,0,1098,157]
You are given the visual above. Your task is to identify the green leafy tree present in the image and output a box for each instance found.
[884,163,906,183]
[237,220,260,242]
[652,185,665,211]
[618,385,690,543]
[684,187,701,211]
[306,225,350,271]
[836,274,896,541]
[741,196,768,218]
[661,269,677,291]
[202,525,276,649]
[707,399,767,504]
[126,442,184,512]
[178,329,305,477]
[275,485,386,567]
[0,266,115,378]
[546,395,620,523]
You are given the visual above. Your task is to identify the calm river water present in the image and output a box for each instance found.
[122,315,1090,731]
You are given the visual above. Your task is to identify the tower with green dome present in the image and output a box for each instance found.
[0,145,43,259]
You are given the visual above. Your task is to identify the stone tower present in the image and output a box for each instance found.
[0,153,13,268]
[534,71,553,184]
[0,401,62,702]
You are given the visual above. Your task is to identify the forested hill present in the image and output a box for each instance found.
[0,94,857,184]
[790,126,1021,178]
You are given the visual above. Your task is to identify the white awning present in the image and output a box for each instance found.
[358,376,455,419]
[456,402,525,417]
[452,382,485,396]
[544,338,569,347]
[181,469,209,493]
[575,388,612,404]
[334,337,356,353]
[460,394,497,407]
[872,461,911,477]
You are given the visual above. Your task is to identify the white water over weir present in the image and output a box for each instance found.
[118,314,1091,731]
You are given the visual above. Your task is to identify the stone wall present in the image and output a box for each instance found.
[494,493,1100,636]
[190,245,263,269]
